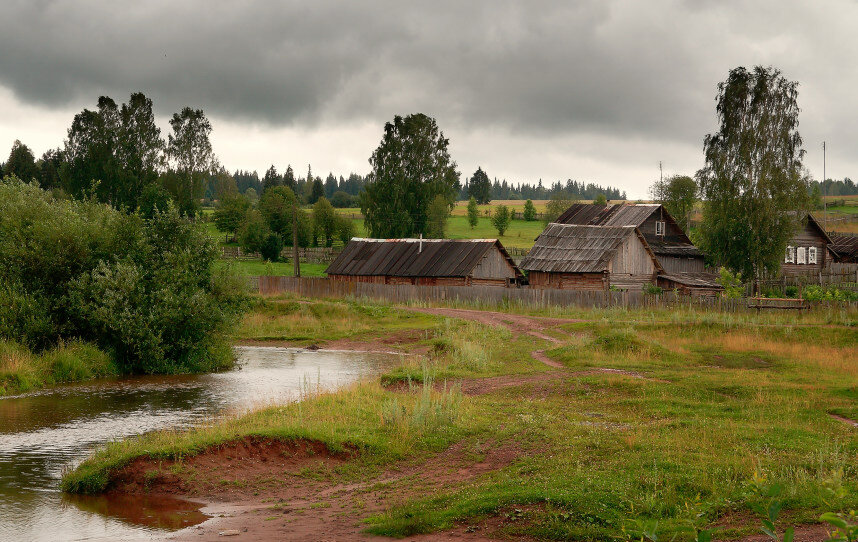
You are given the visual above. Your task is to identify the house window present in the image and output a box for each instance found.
[655,221,665,236]
[808,246,817,264]
[785,246,795,263]
[796,247,806,264]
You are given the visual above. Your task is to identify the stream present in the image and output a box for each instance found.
[0,346,398,541]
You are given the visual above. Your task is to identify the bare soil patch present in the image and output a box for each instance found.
[105,436,525,541]
[108,437,356,500]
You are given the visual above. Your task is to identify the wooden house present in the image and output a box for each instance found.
[325,238,524,287]
[555,203,705,273]
[520,224,662,291]
[782,214,834,276]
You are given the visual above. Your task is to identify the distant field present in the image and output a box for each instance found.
[342,215,546,250]
[214,260,327,277]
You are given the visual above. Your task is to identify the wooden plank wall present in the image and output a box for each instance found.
[254,276,857,311]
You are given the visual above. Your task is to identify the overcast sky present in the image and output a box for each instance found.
[1,0,854,198]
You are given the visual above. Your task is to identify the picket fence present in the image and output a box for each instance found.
[250,276,858,312]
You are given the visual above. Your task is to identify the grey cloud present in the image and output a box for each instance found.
[0,0,853,151]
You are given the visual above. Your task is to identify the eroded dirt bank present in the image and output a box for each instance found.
[114,436,524,541]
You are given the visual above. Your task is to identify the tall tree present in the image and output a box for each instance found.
[4,140,39,182]
[213,192,250,240]
[64,96,121,200]
[64,93,164,209]
[118,92,165,208]
[262,165,281,192]
[309,178,325,204]
[651,174,698,230]
[697,66,809,282]
[283,165,296,191]
[167,107,216,217]
[361,113,460,238]
[427,194,450,238]
[38,148,65,190]
[468,167,492,204]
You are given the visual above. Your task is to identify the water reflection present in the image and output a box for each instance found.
[0,347,395,541]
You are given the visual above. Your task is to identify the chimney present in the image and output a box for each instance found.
[419,233,423,254]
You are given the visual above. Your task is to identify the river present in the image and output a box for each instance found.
[0,346,397,541]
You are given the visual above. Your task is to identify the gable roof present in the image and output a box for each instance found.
[555,203,700,257]
[556,203,661,228]
[804,213,834,245]
[520,224,660,273]
[325,238,522,278]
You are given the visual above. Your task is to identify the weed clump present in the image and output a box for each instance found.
[592,328,663,357]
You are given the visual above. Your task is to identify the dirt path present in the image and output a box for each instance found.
[404,307,584,368]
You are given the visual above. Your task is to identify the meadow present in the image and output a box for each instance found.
[62,295,858,540]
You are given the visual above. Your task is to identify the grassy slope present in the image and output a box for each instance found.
[62,297,858,540]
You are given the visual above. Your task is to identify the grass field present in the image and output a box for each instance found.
[63,297,858,540]
[213,259,327,277]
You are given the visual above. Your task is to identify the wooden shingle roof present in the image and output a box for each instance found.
[521,224,642,273]
[325,238,522,278]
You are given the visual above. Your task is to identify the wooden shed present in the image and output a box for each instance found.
[782,214,833,275]
[521,224,662,291]
[325,238,524,287]
[555,203,706,273]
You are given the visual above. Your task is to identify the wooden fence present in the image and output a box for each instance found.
[252,276,858,312]
[223,246,342,263]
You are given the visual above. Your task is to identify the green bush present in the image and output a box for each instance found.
[803,285,858,302]
[260,233,283,262]
[0,179,246,374]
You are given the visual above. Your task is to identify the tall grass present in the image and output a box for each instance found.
[0,340,116,396]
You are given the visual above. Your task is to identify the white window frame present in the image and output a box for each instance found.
[655,221,665,236]
[808,246,817,264]
[785,246,795,263]
[796,246,806,264]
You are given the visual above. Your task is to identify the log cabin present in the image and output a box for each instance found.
[782,214,834,276]
[520,224,662,291]
[325,238,524,287]
[554,203,705,273]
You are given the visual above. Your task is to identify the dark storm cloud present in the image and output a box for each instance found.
[0,0,851,147]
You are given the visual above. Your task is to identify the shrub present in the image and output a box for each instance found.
[642,283,663,295]
[803,285,858,302]
[0,180,246,375]
[717,267,745,298]
[491,205,511,236]
[260,233,283,262]
[523,199,537,221]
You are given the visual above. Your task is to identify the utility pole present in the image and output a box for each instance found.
[293,200,300,278]
[823,141,827,232]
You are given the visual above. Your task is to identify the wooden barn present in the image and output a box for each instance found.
[555,203,705,273]
[782,214,834,275]
[521,224,662,291]
[325,238,524,287]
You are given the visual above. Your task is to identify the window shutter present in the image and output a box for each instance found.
[785,246,794,263]
[808,247,817,264]
[797,247,806,264]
